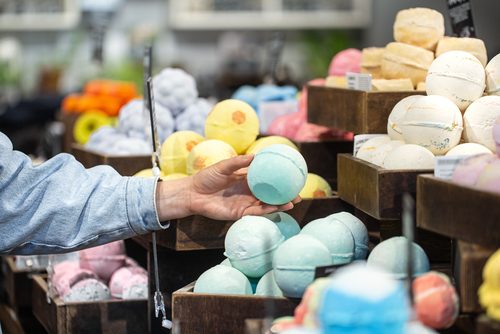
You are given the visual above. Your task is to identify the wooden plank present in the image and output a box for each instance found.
[417,175,500,248]
[0,303,25,334]
[307,86,421,134]
[476,314,500,334]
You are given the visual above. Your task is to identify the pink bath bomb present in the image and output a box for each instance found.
[494,116,500,157]
[451,154,498,187]
[294,122,350,142]
[52,261,79,285]
[79,241,127,281]
[475,159,500,194]
[267,112,305,139]
[53,268,97,298]
[109,266,148,298]
[328,48,362,77]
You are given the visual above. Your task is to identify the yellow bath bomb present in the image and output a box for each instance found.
[246,136,299,155]
[186,139,237,175]
[160,131,204,174]
[299,173,333,199]
[479,250,500,320]
[205,99,259,154]
[161,173,188,181]
[73,111,113,144]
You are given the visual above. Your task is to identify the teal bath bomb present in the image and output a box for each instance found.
[264,212,301,240]
[255,270,284,297]
[273,234,333,298]
[220,258,232,267]
[327,212,369,260]
[301,218,355,265]
[248,144,308,205]
[194,265,253,295]
[224,216,284,278]
[367,236,430,279]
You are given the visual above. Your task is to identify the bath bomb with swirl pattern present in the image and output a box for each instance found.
[356,135,391,162]
[255,270,284,297]
[393,8,444,50]
[175,98,213,135]
[366,140,405,167]
[194,265,253,295]
[426,51,485,111]
[328,212,369,260]
[153,68,198,116]
[486,53,500,95]
[400,95,463,155]
[264,212,301,240]
[224,216,284,278]
[205,99,259,154]
[299,173,332,199]
[186,139,237,175]
[383,144,435,170]
[273,234,333,298]
[248,144,308,205]
[464,96,500,152]
[387,95,424,140]
[451,154,497,186]
[160,131,204,174]
[479,249,500,321]
[445,143,493,156]
[294,278,331,328]
[475,160,500,193]
[246,136,298,155]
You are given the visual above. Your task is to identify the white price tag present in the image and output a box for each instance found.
[353,134,386,156]
[347,72,372,91]
[434,155,469,179]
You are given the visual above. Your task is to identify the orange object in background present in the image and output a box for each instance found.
[84,80,138,105]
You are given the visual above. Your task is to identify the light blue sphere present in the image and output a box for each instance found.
[255,270,283,297]
[194,265,252,295]
[327,212,369,260]
[264,212,301,240]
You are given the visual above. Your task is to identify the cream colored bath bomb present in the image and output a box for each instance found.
[325,76,348,89]
[371,79,414,92]
[387,95,424,140]
[426,51,486,111]
[160,131,204,174]
[356,136,391,162]
[246,136,298,155]
[383,144,435,170]
[417,82,426,91]
[393,7,445,50]
[382,42,434,87]
[361,47,385,79]
[436,37,488,67]
[445,143,493,156]
[463,96,500,151]
[401,95,463,155]
[186,139,237,175]
[367,140,405,167]
[486,53,500,95]
[205,99,259,154]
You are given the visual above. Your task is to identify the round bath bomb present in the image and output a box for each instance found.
[367,236,430,279]
[79,241,126,281]
[264,212,300,240]
[328,48,362,76]
[381,42,434,87]
[475,159,500,193]
[53,266,97,298]
[224,216,284,278]
[153,68,198,116]
[267,111,305,139]
[495,117,500,157]
[247,144,308,205]
[301,218,355,265]
[479,250,500,320]
[486,53,500,95]
[393,7,444,50]
[356,135,391,162]
[121,274,148,299]
[246,136,298,155]
[255,270,283,297]
[299,173,332,199]
[109,266,147,298]
[413,272,459,329]
[318,263,410,334]
[232,85,257,110]
[445,143,493,156]
[294,278,331,328]
[64,278,111,303]
[175,98,213,135]
[220,258,232,267]
[328,212,369,260]
[401,95,463,155]
[361,47,385,79]
[273,235,332,298]
[194,265,252,295]
[464,96,500,152]
[160,131,204,174]
[387,95,424,140]
[367,140,405,167]
[205,99,259,154]
[161,173,187,181]
[436,37,488,67]
[186,139,237,175]
[383,144,435,170]
[451,154,497,186]
[426,51,485,111]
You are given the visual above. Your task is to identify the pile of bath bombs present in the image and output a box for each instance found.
[194,212,368,299]
[49,241,148,303]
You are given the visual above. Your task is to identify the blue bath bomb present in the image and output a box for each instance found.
[264,212,301,240]
[367,236,430,279]
[273,234,333,298]
[194,265,252,295]
[232,85,258,110]
[249,276,260,293]
[224,216,284,278]
[153,68,198,116]
[301,218,355,265]
[257,84,297,102]
[255,270,283,297]
[220,258,232,267]
[248,144,308,205]
[327,212,369,260]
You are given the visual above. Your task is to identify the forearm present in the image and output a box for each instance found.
[155,177,194,221]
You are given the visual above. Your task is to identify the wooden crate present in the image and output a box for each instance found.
[32,275,148,334]
[307,86,422,134]
[417,175,500,248]
[172,283,298,334]
[337,154,431,220]
[454,241,495,314]
[476,314,500,334]
[59,112,79,153]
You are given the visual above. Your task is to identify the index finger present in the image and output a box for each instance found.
[215,155,254,176]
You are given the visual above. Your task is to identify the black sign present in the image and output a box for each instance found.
[314,264,346,279]
[446,0,476,37]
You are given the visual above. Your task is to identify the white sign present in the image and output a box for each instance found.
[353,134,386,156]
[346,72,372,91]
[434,155,469,179]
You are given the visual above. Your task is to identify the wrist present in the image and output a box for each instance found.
[155,177,194,221]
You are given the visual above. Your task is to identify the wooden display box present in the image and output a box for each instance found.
[417,175,500,248]
[307,86,422,134]
[172,283,298,334]
[337,154,431,220]
[476,315,500,334]
[32,275,148,334]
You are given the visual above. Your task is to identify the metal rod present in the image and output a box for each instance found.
[402,192,415,304]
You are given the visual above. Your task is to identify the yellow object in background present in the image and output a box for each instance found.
[299,173,332,199]
[186,139,237,175]
[160,131,204,175]
[205,99,259,154]
[246,136,299,155]
[73,110,113,144]
[479,249,500,321]
[133,168,166,178]
[162,173,188,181]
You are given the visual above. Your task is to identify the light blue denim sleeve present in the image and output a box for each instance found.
[0,132,165,255]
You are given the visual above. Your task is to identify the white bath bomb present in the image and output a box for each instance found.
[356,136,391,162]
[194,265,253,295]
[426,51,486,111]
[463,96,500,152]
[383,144,435,170]
[387,95,424,140]
[445,143,493,156]
[486,53,500,95]
[401,95,463,155]
[367,140,405,167]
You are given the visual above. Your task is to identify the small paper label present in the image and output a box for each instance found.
[314,264,346,279]
[346,72,372,91]
[434,155,469,179]
[353,134,386,156]
[446,0,476,37]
